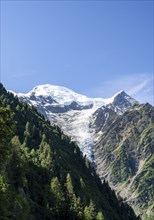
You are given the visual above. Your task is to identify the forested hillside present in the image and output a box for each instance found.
[0,83,139,220]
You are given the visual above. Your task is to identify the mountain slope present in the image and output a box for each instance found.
[12,84,137,161]
[0,83,139,220]
[10,84,153,219]
[94,103,154,219]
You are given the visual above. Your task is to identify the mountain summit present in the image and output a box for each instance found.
[14,84,136,108]
[12,84,137,161]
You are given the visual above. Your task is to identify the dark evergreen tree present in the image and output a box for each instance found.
[50,176,65,217]
[84,200,96,220]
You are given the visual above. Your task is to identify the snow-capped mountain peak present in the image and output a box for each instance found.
[25,84,91,105]
[15,84,135,108]
[11,84,138,161]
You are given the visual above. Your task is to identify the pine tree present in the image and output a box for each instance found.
[39,142,52,169]
[10,135,26,188]
[66,173,83,218]
[66,173,74,196]
[96,211,104,220]
[73,196,83,219]
[84,200,96,220]
[0,174,9,218]
[50,177,65,216]
[23,122,31,147]
[80,177,85,189]
[0,106,13,167]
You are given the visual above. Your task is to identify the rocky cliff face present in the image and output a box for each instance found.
[94,103,154,218]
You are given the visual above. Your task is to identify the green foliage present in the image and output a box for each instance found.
[39,141,52,169]
[144,215,154,220]
[132,155,154,206]
[84,200,96,220]
[50,177,65,216]
[11,194,30,220]
[9,135,27,188]
[96,211,105,220]
[66,173,83,218]
[0,106,14,168]
[66,173,74,196]
[0,174,9,219]
[80,177,86,189]
[112,146,134,182]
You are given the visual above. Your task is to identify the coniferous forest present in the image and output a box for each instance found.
[0,83,140,220]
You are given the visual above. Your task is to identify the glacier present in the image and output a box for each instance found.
[11,84,137,161]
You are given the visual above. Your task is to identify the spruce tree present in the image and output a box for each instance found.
[50,177,65,217]
[84,200,96,220]
[66,173,83,219]
[96,211,105,220]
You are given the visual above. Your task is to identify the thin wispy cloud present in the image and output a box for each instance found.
[11,73,29,78]
[85,73,153,105]
[10,70,37,79]
[128,79,150,95]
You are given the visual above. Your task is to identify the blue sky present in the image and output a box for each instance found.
[1,0,153,104]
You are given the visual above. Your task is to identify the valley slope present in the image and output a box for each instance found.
[94,103,154,218]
